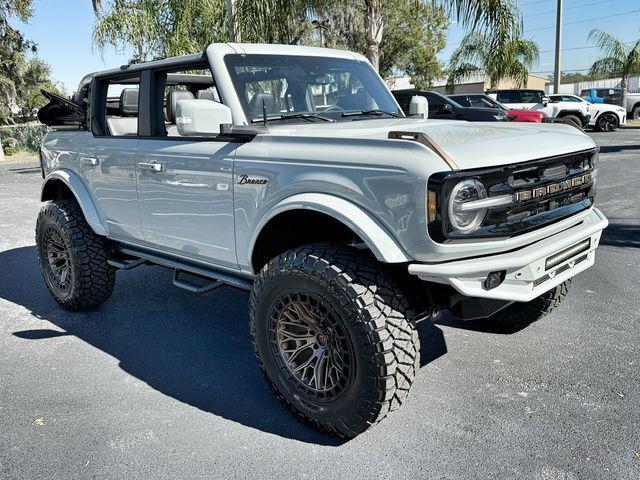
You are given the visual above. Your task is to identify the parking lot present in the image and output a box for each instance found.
[0,129,638,479]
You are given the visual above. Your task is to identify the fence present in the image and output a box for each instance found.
[546,75,640,95]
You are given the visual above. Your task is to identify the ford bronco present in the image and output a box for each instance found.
[36,43,608,438]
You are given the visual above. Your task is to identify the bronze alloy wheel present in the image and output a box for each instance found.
[268,291,354,401]
[43,225,72,292]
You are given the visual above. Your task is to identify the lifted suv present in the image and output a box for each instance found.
[36,43,607,438]
[493,89,591,129]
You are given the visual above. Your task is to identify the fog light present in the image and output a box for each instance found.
[483,270,506,290]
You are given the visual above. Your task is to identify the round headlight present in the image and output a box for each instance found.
[447,179,487,233]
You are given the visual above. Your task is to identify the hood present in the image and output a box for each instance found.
[266,118,596,170]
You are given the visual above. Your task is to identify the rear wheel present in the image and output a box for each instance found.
[595,113,619,132]
[632,106,640,121]
[36,199,115,310]
[487,280,571,330]
[249,244,419,438]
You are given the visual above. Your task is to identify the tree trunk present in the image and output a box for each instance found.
[620,76,628,111]
[364,0,383,71]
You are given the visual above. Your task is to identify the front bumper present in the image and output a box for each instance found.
[408,208,608,302]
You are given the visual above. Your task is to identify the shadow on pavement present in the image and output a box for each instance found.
[600,223,640,249]
[0,245,449,444]
[598,144,640,153]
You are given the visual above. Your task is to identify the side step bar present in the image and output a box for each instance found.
[110,245,253,292]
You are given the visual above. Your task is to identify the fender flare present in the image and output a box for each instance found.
[41,169,107,236]
[248,193,411,264]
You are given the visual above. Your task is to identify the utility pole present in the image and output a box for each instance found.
[553,0,563,94]
[226,0,237,42]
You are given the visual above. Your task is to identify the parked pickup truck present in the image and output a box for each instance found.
[580,87,640,120]
[492,89,591,129]
[36,43,608,438]
[580,87,621,104]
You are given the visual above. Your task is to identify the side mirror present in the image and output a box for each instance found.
[442,103,453,112]
[542,96,551,105]
[409,95,429,119]
[176,99,232,136]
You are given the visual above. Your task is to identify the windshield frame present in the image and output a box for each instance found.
[223,53,403,124]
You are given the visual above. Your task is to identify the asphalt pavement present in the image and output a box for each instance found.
[0,129,638,479]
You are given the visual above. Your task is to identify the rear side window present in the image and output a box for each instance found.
[93,74,140,136]
[580,89,590,97]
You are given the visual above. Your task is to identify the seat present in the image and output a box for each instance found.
[120,88,139,116]
[105,88,139,136]
[166,90,195,136]
[197,89,219,102]
[249,92,276,117]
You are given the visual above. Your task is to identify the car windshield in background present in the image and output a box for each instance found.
[224,54,401,123]
[497,90,544,104]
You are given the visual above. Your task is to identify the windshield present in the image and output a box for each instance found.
[224,54,401,123]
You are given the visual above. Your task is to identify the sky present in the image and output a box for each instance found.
[12,0,640,92]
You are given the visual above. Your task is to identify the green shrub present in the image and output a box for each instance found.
[0,123,49,154]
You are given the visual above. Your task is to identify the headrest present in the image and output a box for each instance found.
[250,93,276,115]
[120,88,139,116]
[197,89,217,101]
[167,90,195,123]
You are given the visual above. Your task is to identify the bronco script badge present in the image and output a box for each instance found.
[237,174,268,185]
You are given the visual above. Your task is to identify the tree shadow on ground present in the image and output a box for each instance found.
[599,223,640,249]
[0,245,451,445]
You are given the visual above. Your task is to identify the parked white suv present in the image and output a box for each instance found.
[550,93,626,131]
[492,89,591,129]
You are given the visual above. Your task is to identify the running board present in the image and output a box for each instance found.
[113,245,253,292]
[108,258,146,270]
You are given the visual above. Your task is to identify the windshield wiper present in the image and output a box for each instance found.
[341,109,400,118]
[251,113,335,124]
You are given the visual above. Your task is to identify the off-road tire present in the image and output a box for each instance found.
[249,244,420,438]
[36,199,115,310]
[595,112,619,132]
[488,280,571,330]
[561,114,583,130]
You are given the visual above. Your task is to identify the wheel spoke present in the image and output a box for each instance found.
[272,292,352,398]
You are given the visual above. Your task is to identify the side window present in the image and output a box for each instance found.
[497,91,521,103]
[580,89,590,97]
[425,94,443,113]
[154,64,223,138]
[100,75,140,136]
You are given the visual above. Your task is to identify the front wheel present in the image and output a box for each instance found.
[249,245,419,438]
[595,113,619,132]
[561,115,583,130]
[487,280,572,330]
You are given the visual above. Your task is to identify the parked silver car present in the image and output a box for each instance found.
[36,43,608,438]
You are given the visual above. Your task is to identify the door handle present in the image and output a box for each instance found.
[138,162,163,173]
[80,157,99,166]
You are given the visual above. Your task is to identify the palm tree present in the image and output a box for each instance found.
[588,29,640,112]
[359,0,523,71]
[446,31,539,92]
[90,0,523,74]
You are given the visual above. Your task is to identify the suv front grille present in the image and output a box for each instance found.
[428,148,597,242]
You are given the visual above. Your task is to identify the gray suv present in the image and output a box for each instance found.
[36,43,608,438]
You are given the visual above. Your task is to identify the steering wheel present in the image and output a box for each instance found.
[323,105,344,112]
